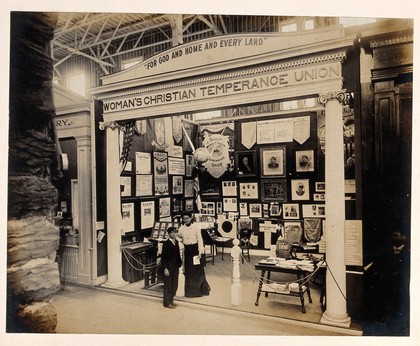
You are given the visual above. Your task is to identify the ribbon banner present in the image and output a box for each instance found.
[172,116,183,144]
[200,123,234,178]
[241,121,257,149]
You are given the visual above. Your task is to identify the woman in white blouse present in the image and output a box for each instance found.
[177,211,210,297]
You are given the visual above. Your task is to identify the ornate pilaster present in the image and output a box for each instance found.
[99,121,126,287]
[317,91,351,328]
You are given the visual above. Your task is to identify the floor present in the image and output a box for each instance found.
[51,253,363,337]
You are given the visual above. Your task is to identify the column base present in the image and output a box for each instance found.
[101,277,127,288]
[321,311,351,328]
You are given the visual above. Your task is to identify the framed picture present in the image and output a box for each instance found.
[296,150,315,172]
[159,197,171,219]
[123,159,133,172]
[172,176,183,195]
[186,154,195,177]
[201,201,215,215]
[223,198,238,212]
[315,182,326,192]
[121,202,134,233]
[120,176,131,197]
[239,202,248,216]
[282,203,300,220]
[239,182,259,199]
[168,157,185,175]
[249,203,262,218]
[185,199,194,212]
[235,150,257,177]
[222,181,237,196]
[136,174,153,196]
[260,146,286,178]
[184,179,194,197]
[291,179,310,200]
[302,204,326,218]
[269,203,282,217]
[314,193,325,201]
[135,152,151,174]
[260,179,287,201]
[140,200,155,229]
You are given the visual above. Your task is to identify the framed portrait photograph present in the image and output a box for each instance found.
[314,193,325,201]
[223,198,238,212]
[260,179,287,202]
[239,182,259,199]
[291,179,310,200]
[235,150,257,177]
[249,203,262,218]
[315,182,326,192]
[296,150,315,172]
[282,203,300,220]
[260,146,286,178]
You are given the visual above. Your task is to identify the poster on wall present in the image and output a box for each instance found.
[135,152,151,174]
[140,201,155,229]
[256,118,294,144]
[172,176,183,194]
[239,202,248,216]
[260,146,286,178]
[185,199,194,212]
[200,123,234,178]
[168,157,185,175]
[120,176,131,197]
[153,151,169,195]
[159,197,171,219]
[136,174,153,196]
[184,180,194,197]
[185,154,195,177]
[121,203,134,233]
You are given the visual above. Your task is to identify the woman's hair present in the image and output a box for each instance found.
[181,211,193,218]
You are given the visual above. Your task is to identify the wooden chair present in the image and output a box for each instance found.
[201,228,217,265]
[239,228,251,263]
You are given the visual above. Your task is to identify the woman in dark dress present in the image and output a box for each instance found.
[177,211,211,297]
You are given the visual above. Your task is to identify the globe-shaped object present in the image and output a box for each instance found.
[193,147,210,163]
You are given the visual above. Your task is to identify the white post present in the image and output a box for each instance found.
[231,238,242,305]
[99,121,126,288]
[318,91,351,328]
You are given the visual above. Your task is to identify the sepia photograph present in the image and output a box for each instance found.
[3,1,416,343]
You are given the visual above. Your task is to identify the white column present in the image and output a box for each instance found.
[76,135,93,285]
[318,91,351,328]
[231,238,242,305]
[100,121,126,287]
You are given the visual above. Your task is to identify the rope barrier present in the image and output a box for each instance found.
[120,246,160,272]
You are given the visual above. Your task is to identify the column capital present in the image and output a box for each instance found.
[99,121,124,131]
[317,91,350,107]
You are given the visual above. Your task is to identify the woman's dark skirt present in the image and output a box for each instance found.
[183,243,211,297]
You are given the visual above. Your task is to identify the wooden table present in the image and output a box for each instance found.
[254,260,315,313]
